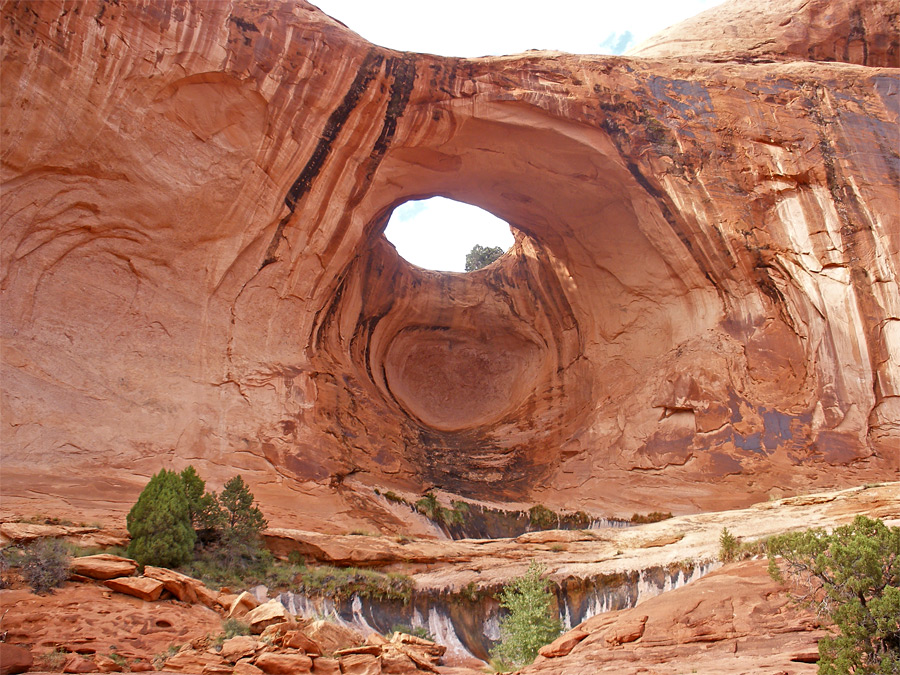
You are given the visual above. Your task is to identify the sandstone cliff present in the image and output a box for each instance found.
[1,0,898,524]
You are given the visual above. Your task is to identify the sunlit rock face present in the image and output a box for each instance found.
[1,0,897,515]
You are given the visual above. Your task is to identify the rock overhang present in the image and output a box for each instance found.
[0,0,897,516]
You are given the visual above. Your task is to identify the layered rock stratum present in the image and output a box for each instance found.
[1,0,898,528]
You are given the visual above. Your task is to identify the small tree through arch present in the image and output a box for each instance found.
[465,244,505,271]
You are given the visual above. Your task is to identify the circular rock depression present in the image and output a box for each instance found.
[384,326,543,431]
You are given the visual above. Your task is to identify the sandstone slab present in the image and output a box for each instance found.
[245,599,290,634]
[255,652,313,674]
[104,576,164,602]
[70,554,137,581]
[0,644,32,675]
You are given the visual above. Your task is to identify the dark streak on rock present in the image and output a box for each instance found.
[260,50,385,269]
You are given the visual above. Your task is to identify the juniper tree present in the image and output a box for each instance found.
[126,469,195,567]
[767,515,899,674]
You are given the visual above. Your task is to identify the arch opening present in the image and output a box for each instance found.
[383,196,514,272]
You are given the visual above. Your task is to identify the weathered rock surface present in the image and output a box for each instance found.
[0,582,221,664]
[104,576,165,602]
[1,0,897,525]
[70,554,138,581]
[0,644,33,675]
[523,559,825,675]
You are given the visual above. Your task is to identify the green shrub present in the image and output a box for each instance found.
[719,527,738,563]
[222,618,251,638]
[767,516,899,674]
[630,511,673,524]
[219,475,267,542]
[490,561,562,666]
[415,493,466,527]
[22,538,70,594]
[390,624,431,640]
[383,491,406,504]
[294,564,413,604]
[528,505,557,530]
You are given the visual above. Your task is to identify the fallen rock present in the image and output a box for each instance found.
[228,591,260,619]
[307,619,365,653]
[104,576,164,602]
[69,554,138,581]
[338,653,381,675]
[233,659,264,675]
[245,599,289,634]
[380,649,417,674]
[0,644,33,675]
[142,566,202,603]
[538,629,589,658]
[219,635,264,663]
[255,652,313,674]
[310,657,341,674]
[62,654,96,674]
[93,654,124,672]
[282,629,322,654]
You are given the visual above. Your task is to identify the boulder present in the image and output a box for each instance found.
[104,576,164,602]
[282,629,322,654]
[338,653,381,675]
[69,554,138,581]
[244,599,289,634]
[0,644,33,675]
[233,659,264,675]
[228,591,260,619]
[310,657,341,674]
[220,636,264,663]
[142,566,201,603]
[255,652,313,674]
[306,619,365,654]
[62,654,96,674]
[93,654,124,672]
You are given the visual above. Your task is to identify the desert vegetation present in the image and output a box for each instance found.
[767,516,899,674]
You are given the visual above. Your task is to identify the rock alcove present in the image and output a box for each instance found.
[1,0,896,517]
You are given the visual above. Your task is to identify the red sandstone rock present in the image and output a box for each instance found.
[163,648,228,673]
[310,658,341,675]
[62,654,96,674]
[229,591,260,619]
[525,560,824,675]
[142,565,203,603]
[104,576,164,602]
[0,0,896,531]
[245,599,290,634]
[220,636,264,663]
[338,653,381,675]
[538,629,589,658]
[93,654,124,672]
[0,644,33,675]
[233,659,264,675]
[283,630,322,654]
[255,652,314,674]
[70,554,137,581]
[306,620,365,654]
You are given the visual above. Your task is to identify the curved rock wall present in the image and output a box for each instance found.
[1,0,897,517]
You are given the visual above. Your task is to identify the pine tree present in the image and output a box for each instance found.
[219,475,267,542]
[126,469,196,568]
[491,561,562,666]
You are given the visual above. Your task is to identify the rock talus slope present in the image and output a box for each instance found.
[1,0,898,521]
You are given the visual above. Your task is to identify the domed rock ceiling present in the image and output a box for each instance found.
[0,0,897,522]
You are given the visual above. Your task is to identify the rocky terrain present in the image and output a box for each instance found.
[1,0,898,672]
[1,0,898,527]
